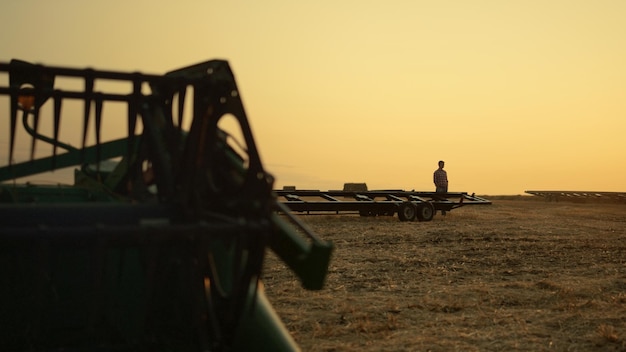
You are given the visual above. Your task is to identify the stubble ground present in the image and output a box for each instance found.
[263,197,626,351]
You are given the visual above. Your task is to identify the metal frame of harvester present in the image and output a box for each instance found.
[275,188,492,221]
[0,59,333,351]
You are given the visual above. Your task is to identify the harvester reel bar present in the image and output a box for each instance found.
[52,91,62,168]
[1,60,160,175]
[81,71,94,163]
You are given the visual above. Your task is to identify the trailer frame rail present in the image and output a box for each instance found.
[275,189,491,222]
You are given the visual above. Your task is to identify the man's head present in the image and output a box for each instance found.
[438,160,445,168]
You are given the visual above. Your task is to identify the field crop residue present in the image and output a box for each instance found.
[262,198,626,351]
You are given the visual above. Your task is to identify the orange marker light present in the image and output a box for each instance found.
[18,92,35,111]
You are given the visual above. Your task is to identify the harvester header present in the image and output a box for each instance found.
[0,59,333,351]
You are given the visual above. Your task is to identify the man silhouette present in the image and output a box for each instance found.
[433,160,448,215]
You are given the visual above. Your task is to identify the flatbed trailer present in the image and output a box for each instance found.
[275,189,491,222]
[526,190,626,202]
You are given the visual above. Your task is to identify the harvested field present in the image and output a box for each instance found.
[263,197,626,351]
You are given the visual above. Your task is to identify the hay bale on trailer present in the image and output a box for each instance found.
[343,183,368,192]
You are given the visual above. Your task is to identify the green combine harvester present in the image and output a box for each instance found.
[0,59,333,351]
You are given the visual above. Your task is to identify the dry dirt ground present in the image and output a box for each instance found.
[262,197,626,351]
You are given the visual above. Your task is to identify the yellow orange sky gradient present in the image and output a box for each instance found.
[1,1,625,195]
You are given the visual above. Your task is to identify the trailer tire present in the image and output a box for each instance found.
[416,202,435,222]
[397,202,417,222]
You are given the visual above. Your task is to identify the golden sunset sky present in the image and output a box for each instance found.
[1,1,624,195]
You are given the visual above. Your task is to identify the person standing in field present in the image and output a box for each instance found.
[433,160,448,215]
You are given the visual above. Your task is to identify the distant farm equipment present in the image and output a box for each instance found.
[526,190,626,203]
[276,184,491,221]
[0,59,332,351]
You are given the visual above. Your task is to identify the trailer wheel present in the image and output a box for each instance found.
[416,202,435,222]
[397,202,417,222]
